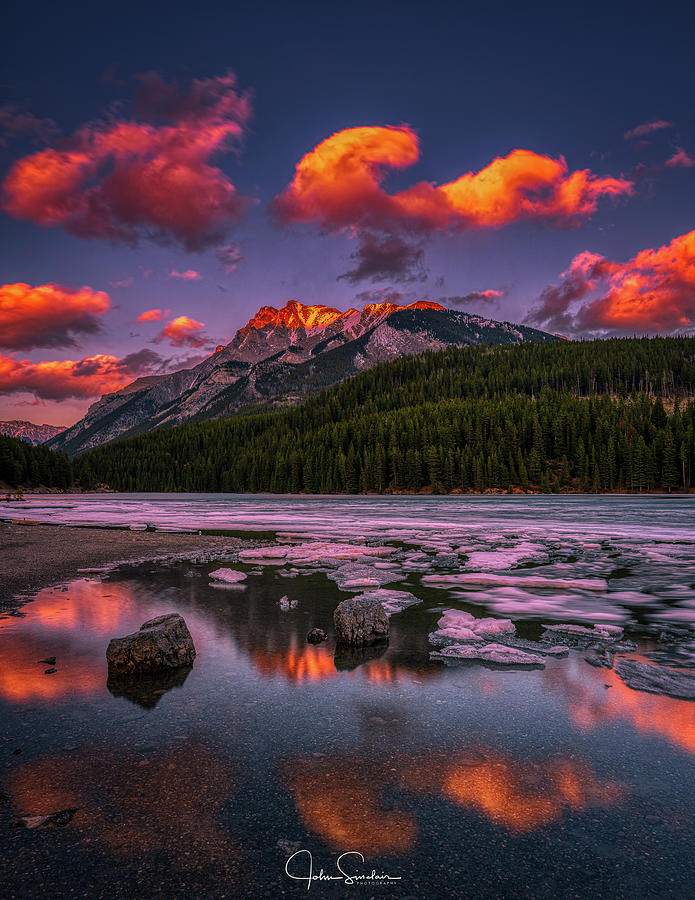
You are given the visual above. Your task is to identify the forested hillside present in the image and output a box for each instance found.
[78,337,695,494]
[0,435,73,490]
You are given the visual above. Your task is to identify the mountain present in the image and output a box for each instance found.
[80,337,695,495]
[49,300,555,456]
[0,420,66,445]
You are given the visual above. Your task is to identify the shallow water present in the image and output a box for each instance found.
[1,496,695,898]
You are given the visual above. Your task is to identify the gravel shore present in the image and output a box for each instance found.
[0,522,249,608]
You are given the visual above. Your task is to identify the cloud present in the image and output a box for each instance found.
[156,314,207,347]
[354,288,406,306]
[526,229,695,334]
[0,282,110,352]
[2,72,252,250]
[168,268,202,280]
[624,120,673,140]
[0,105,58,147]
[275,126,632,234]
[338,232,426,283]
[109,277,133,288]
[0,349,161,400]
[665,148,695,169]
[136,308,169,323]
[215,243,243,273]
[447,289,504,306]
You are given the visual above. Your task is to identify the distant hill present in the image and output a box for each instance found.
[78,336,695,495]
[48,300,554,456]
[0,420,66,445]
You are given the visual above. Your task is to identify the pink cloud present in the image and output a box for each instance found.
[665,148,695,169]
[623,120,673,140]
[2,72,252,251]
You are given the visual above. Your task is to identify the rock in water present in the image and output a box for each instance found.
[307,628,328,644]
[334,595,388,646]
[615,660,695,701]
[106,613,196,675]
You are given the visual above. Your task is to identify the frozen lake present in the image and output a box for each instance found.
[2,494,695,897]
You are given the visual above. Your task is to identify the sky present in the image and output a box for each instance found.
[1,0,694,425]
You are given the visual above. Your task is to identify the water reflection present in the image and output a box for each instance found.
[547,656,695,756]
[107,665,192,708]
[283,749,624,853]
[9,743,240,870]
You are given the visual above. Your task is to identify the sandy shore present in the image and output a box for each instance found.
[0,522,251,608]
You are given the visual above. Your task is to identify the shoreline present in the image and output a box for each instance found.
[0,522,252,609]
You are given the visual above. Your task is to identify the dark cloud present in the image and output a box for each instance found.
[338,233,426,283]
[446,290,504,307]
[0,105,58,147]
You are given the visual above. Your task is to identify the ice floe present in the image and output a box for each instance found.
[209,568,247,584]
[431,643,546,667]
[460,542,548,571]
[327,562,403,591]
[422,573,608,590]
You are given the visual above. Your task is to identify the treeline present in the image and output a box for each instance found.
[0,435,73,490]
[79,337,695,494]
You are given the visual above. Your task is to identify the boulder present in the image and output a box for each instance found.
[307,627,328,644]
[334,594,388,646]
[106,613,196,675]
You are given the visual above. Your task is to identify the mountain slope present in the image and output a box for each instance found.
[49,300,554,456]
[79,336,695,494]
[0,420,66,445]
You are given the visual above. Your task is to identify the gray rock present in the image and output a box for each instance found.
[334,594,389,646]
[106,613,196,675]
[615,660,695,701]
[541,623,626,649]
[350,588,421,616]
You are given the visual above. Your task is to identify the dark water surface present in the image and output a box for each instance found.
[1,496,695,898]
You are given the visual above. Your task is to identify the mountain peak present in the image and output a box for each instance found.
[242,298,446,333]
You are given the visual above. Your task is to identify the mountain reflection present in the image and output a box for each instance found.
[283,749,623,853]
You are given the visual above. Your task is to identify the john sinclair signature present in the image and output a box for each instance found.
[285,849,402,889]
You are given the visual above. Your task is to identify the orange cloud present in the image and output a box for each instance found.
[527,228,695,333]
[157,314,207,347]
[275,126,632,234]
[0,349,160,400]
[136,308,168,322]
[2,72,251,250]
[0,282,110,351]
[168,268,202,280]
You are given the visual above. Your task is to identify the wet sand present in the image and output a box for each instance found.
[0,522,249,606]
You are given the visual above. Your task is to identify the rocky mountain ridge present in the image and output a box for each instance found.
[48,300,555,456]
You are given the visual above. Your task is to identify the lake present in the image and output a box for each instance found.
[1,495,695,898]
